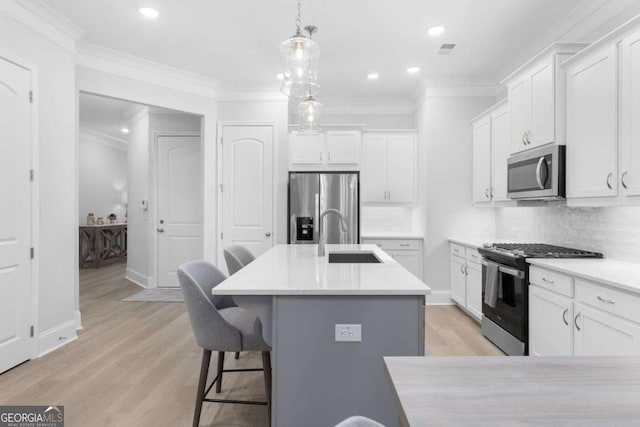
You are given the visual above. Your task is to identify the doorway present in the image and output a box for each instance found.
[78,93,203,289]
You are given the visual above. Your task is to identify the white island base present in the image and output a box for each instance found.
[213,245,430,427]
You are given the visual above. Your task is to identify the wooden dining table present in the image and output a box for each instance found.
[384,356,640,426]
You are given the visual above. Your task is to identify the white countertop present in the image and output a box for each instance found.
[528,258,640,295]
[361,232,424,240]
[448,237,493,249]
[212,244,431,296]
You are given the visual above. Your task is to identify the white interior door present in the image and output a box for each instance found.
[0,58,32,373]
[221,125,273,265]
[157,136,202,288]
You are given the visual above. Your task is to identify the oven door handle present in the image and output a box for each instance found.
[481,260,525,279]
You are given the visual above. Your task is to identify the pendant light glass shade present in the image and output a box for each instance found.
[279,34,320,97]
[298,95,323,133]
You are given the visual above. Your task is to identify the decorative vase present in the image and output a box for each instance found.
[96,217,104,225]
[87,213,96,225]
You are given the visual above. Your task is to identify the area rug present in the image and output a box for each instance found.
[122,289,184,302]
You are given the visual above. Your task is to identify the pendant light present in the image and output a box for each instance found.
[279,0,320,98]
[298,88,323,133]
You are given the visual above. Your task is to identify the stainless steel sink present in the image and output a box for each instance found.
[328,251,381,264]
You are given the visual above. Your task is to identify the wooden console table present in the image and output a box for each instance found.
[79,224,127,268]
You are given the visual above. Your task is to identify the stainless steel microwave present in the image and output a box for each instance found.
[507,145,565,200]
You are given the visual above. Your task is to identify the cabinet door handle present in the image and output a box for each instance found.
[525,131,532,145]
[542,277,554,284]
[597,296,615,304]
[621,171,628,190]
[400,244,410,247]
[157,228,165,233]
[460,265,465,275]
[522,132,527,146]
[574,312,581,331]
[485,188,490,199]
[464,265,468,276]
[606,172,613,190]
[562,308,569,326]
[388,191,391,200]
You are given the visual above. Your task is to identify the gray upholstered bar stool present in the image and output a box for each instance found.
[335,416,385,427]
[223,244,256,276]
[178,260,272,427]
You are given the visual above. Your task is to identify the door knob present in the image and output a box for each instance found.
[265,232,271,237]
[157,228,164,233]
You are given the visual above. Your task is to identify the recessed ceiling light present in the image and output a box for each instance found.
[139,7,159,19]
[367,73,379,81]
[428,26,445,36]
[276,73,284,80]
[121,128,130,134]
[407,66,421,74]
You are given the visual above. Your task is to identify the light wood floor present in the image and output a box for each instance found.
[0,263,501,426]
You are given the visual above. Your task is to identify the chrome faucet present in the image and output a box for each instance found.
[318,209,348,257]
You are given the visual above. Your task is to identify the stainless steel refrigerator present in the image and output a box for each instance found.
[288,172,360,244]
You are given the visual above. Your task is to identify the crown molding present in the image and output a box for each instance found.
[79,128,127,151]
[411,84,499,112]
[0,0,85,53]
[77,42,220,100]
[123,105,149,125]
[217,88,288,102]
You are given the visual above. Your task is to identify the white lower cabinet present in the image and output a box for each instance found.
[529,286,573,356]
[362,238,423,279]
[574,303,640,356]
[449,242,482,322]
[529,266,640,356]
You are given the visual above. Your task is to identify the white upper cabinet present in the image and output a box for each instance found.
[491,106,511,202]
[565,44,618,199]
[290,132,324,165]
[470,100,511,205]
[361,132,416,205]
[620,29,640,198]
[563,17,640,206]
[472,116,492,203]
[502,44,587,154]
[289,129,361,171]
[325,130,361,165]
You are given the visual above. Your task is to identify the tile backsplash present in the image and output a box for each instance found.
[361,206,419,234]
[496,204,640,263]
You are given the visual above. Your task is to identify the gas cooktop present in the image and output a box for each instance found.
[480,243,603,259]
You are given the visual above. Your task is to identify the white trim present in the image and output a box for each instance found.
[79,128,128,151]
[77,42,220,100]
[36,320,77,358]
[123,105,149,125]
[151,131,203,289]
[218,89,288,102]
[74,310,82,330]
[425,290,454,305]
[411,85,500,113]
[125,267,152,289]
[500,43,589,85]
[0,0,84,53]
[216,122,277,267]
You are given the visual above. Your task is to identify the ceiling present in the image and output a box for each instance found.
[52,0,600,99]
[79,93,140,140]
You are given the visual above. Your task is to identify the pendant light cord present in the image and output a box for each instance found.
[295,0,302,35]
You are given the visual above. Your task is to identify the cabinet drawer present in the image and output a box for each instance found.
[450,243,465,257]
[530,267,574,297]
[366,239,420,251]
[465,247,482,264]
[575,279,640,324]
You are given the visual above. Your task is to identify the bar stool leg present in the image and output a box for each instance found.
[235,352,240,359]
[193,349,211,427]
[262,351,272,426]
[215,351,225,393]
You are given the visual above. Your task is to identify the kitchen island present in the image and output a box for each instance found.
[213,244,431,427]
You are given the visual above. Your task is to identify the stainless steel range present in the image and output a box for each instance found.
[477,243,603,356]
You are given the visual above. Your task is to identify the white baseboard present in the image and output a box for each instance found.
[125,267,151,288]
[37,320,78,358]
[425,290,454,305]
[75,309,83,330]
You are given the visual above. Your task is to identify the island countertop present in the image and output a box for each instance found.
[212,244,431,296]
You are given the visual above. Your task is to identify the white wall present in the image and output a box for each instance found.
[78,135,127,222]
[217,100,289,249]
[414,95,496,303]
[496,205,640,263]
[125,109,201,287]
[0,11,78,355]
